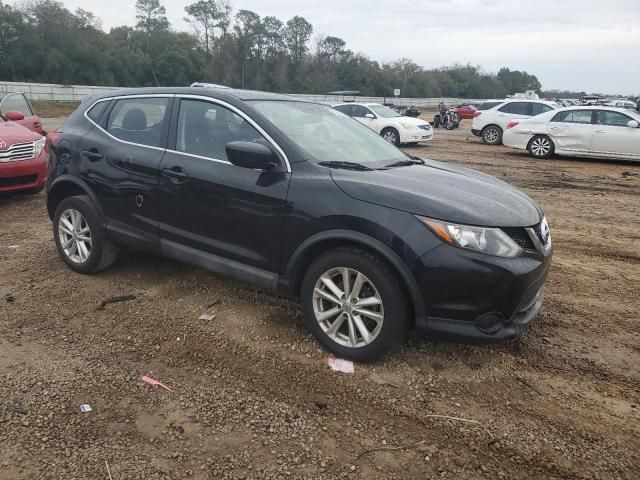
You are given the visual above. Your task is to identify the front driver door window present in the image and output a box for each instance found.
[158,98,290,272]
[351,105,377,131]
[591,110,639,157]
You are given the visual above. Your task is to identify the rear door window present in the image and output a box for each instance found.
[0,93,34,116]
[498,102,531,115]
[551,110,594,124]
[106,97,169,148]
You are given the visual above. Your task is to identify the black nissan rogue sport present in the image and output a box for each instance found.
[47,87,552,361]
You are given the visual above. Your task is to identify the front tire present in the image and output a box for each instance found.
[482,125,503,145]
[381,128,401,147]
[301,247,409,362]
[53,195,118,274]
[528,135,554,159]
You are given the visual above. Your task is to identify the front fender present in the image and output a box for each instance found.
[281,229,428,330]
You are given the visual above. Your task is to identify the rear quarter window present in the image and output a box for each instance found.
[477,101,502,111]
[86,101,109,123]
[498,102,530,115]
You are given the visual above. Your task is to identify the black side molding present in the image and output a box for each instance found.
[161,239,279,290]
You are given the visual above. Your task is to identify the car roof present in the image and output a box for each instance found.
[87,87,316,104]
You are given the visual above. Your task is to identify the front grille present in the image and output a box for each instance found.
[501,226,536,251]
[418,125,431,131]
[0,174,37,187]
[0,141,36,162]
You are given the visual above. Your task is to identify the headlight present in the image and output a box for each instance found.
[400,122,418,130]
[417,216,522,258]
[34,137,46,157]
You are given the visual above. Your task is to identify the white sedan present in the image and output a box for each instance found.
[333,102,433,146]
[503,106,640,161]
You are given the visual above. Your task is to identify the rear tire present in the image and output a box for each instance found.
[482,125,503,145]
[301,247,410,362]
[528,135,555,159]
[433,115,440,128]
[53,195,118,274]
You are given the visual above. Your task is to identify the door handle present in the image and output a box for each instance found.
[595,129,605,134]
[162,167,188,183]
[82,149,103,161]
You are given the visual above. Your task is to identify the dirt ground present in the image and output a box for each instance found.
[1,118,639,480]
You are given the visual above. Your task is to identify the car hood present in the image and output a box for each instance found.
[330,159,542,227]
[0,121,41,148]
[390,116,429,127]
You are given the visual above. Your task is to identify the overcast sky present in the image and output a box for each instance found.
[10,0,640,94]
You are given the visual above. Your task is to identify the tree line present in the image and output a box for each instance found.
[0,0,544,99]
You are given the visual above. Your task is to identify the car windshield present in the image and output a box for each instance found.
[250,101,407,167]
[368,104,402,118]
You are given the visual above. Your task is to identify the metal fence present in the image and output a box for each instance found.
[0,81,120,102]
[0,81,480,108]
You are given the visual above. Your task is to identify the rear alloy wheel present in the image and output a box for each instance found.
[482,125,502,145]
[58,209,93,264]
[53,195,119,274]
[528,135,554,159]
[301,247,409,362]
[381,128,400,146]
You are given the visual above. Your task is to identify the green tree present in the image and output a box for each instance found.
[135,0,169,55]
[184,0,218,61]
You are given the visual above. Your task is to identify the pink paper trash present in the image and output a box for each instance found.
[141,375,173,392]
[327,358,355,374]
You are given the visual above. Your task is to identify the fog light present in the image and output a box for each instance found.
[474,312,506,334]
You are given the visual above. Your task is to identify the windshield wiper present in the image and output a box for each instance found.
[383,157,425,168]
[318,161,373,171]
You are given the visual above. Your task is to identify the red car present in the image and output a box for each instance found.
[454,104,478,119]
[1,92,43,134]
[0,94,47,194]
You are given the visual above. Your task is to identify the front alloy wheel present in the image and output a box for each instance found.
[381,128,400,146]
[301,247,409,362]
[313,267,384,348]
[58,209,92,264]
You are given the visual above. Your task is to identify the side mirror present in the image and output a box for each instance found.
[4,111,25,121]
[627,120,639,128]
[364,113,375,119]
[226,141,279,170]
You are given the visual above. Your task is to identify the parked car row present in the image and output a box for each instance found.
[0,92,48,195]
[470,98,640,161]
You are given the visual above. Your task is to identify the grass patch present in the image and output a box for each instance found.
[32,100,80,118]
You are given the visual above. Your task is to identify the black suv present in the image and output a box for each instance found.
[47,88,552,361]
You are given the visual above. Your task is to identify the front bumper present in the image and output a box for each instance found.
[471,128,482,137]
[0,151,48,193]
[414,242,552,342]
[401,128,433,144]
